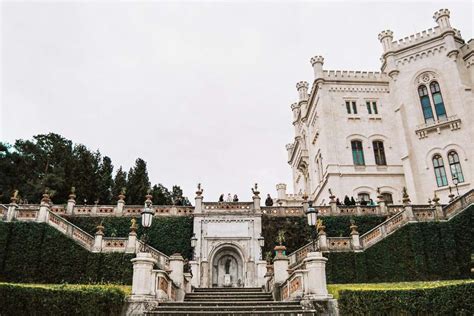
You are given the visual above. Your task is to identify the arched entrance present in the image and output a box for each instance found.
[210,245,244,287]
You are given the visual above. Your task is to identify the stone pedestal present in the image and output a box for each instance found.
[37,202,50,223]
[117,195,125,215]
[194,195,203,214]
[66,198,76,215]
[351,232,361,250]
[126,231,137,253]
[273,245,289,284]
[131,252,157,299]
[169,253,184,288]
[92,230,103,253]
[189,260,199,288]
[404,205,415,221]
[6,203,18,222]
[303,252,331,299]
[253,195,261,211]
[183,272,192,293]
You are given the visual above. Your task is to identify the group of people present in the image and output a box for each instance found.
[217,193,275,206]
[335,195,376,206]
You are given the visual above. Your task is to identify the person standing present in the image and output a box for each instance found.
[233,194,239,202]
[265,194,274,206]
[219,194,224,202]
[226,193,232,202]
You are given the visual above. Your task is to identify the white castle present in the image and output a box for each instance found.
[279,9,473,206]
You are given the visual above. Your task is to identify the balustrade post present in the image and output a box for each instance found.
[126,219,138,253]
[117,192,126,215]
[433,193,444,220]
[318,224,328,251]
[328,190,337,215]
[92,224,104,253]
[37,192,51,223]
[6,192,19,222]
[377,190,387,215]
[66,189,76,215]
[350,222,361,250]
[273,245,289,284]
[194,184,203,214]
[301,252,330,300]
[131,252,158,299]
[252,184,261,211]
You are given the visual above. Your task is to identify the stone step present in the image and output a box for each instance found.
[161,301,300,307]
[154,305,307,312]
[186,293,271,298]
[185,295,272,300]
[185,297,273,302]
[194,287,263,292]
[147,310,317,315]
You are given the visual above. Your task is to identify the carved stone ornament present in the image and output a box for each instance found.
[416,71,437,85]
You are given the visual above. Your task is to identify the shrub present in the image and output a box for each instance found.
[336,280,474,315]
[66,216,194,259]
[0,283,127,315]
[0,222,133,284]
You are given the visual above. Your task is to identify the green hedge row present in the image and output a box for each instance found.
[337,282,474,315]
[325,205,473,283]
[66,216,194,259]
[0,222,133,284]
[0,283,127,315]
[261,215,386,255]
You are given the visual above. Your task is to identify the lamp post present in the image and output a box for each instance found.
[140,196,154,252]
[306,202,319,252]
[190,234,197,260]
[452,175,460,196]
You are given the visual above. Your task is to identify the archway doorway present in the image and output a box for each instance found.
[211,245,244,287]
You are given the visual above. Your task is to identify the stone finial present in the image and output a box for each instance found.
[69,187,76,200]
[378,30,394,41]
[276,230,286,246]
[328,188,335,201]
[130,218,137,233]
[251,183,260,197]
[350,218,359,235]
[96,222,105,235]
[310,55,324,66]
[11,190,19,204]
[317,219,326,235]
[196,183,203,196]
[118,187,126,202]
[41,189,51,204]
[302,192,308,201]
[432,192,440,205]
[144,192,152,207]
[402,187,411,205]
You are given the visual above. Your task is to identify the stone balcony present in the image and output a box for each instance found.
[415,115,461,139]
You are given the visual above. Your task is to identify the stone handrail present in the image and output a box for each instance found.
[48,211,95,251]
[203,202,253,210]
[287,189,473,267]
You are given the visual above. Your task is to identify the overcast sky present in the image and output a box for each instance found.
[1,1,472,203]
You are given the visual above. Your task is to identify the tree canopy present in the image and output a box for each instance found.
[0,133,190,206]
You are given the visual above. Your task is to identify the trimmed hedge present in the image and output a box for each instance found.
[325,205,473,283]
[0,222,133,284]
[262,215,386,255]
[66,216,194,259]
[336,281,474,315]
[0,283,127,315]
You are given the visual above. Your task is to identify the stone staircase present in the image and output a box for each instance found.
[148,287,316,315]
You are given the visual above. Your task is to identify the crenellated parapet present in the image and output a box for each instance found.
[323,70,387,82]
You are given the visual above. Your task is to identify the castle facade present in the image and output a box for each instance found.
[283,9,473,205]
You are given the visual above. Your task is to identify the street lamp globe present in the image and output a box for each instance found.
[191,234,197,248]
[453,176,459,186]
[306,205,318,227]
[141,201,154,228]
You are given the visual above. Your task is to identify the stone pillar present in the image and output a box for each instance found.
[200,260,209,287]
[117,193,126,215]
[433,193,444,220]
[183,272,192,293]
[37,193,51,223]
[92,224,104,253]
[350,223,361,250]
[6,192,19,222]
[318,222,328,251]
[273,245,289,284]
[252,184,261,211]
[169,253,184,288]
[264,263,274,291]
[189,261,199,288]
[131,252,158,299]
[296,81,309,102]
[302,252,330,299]
[329,196,337,214]
[194,186,203,214]
[402,187,415,221]
[126,219,138,253]
[66,189,76,215]
[376,189,387,215]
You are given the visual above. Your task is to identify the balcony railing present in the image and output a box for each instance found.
[415,115,461,139]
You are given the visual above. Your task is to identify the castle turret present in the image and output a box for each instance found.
[290,102,300,122]
[433,8,451,30]
[378,30,394,52]
[310,55,324,80]
[276,183,287,200]
[296,81,309,102]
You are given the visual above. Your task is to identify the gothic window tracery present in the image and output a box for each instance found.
[416,72,448,123]
[351,140,365,166]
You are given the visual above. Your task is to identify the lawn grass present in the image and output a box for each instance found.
[327,279,474,299]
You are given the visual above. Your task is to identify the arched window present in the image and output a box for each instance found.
[373,141,387,166]
[357,193,370,205]
[382,193,393,205]
[351,140,365,166]
[418,85,434,123]
[448,151,464,183]
[430,81,447,121]
[432,155,448,187]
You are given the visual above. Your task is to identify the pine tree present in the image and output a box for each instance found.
[151,184,172,205]
[126,158,150,205]
[97,156,114,204]
[112,167,127,203]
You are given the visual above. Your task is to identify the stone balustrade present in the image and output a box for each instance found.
[287,189,473,268]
